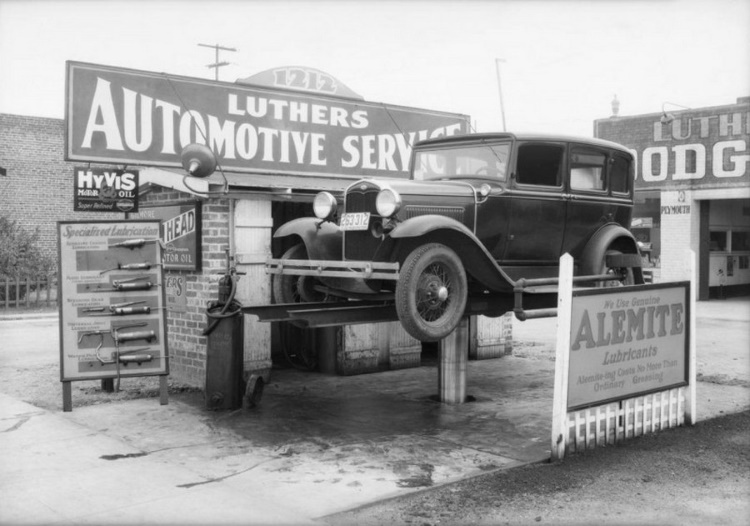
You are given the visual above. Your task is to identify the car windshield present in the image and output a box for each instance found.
[412,142,511,181]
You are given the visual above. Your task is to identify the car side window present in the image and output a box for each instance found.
[570,148,606,192]
[610,153,631,194]
[515,144,564,186]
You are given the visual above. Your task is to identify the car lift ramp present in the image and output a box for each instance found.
[242,273,617,404]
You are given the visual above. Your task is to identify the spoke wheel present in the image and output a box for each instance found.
[396,243,467,342]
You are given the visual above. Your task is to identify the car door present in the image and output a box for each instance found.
[563,145,631,256]
[502,142,567,264]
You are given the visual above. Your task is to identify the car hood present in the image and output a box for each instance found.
[349,178,477,199]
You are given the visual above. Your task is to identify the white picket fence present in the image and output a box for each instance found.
[563,387,687,453]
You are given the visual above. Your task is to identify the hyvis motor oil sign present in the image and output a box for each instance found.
[74,167,139,212]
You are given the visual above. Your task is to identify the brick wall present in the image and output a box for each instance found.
[0,114,120,262]
[139,186,231,387]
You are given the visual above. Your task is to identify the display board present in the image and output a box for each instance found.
[58,221,169,400]
[567,282,690,411]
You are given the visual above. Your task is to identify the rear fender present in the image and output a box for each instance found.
[580,224,641,275]
[390,215,515,292]
[273,218,342,261]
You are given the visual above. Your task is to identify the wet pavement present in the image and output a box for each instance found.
[1,297,748,524]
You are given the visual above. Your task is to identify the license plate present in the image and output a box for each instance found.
[340,212,370,231]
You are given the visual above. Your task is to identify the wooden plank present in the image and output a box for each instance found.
[62,382,72,412]
[686,251,697,425]
[668,389,677,427]
[660,391,667,430]
[159,375,169,405]
[574,411,582,452]
[551,254,574,460]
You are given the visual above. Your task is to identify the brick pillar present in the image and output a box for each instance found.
[659,189,700,283]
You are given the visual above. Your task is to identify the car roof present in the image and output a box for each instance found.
[414,132,633,156]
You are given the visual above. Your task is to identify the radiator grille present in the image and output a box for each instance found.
[343,186,381,261]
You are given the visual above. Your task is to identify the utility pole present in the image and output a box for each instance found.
[495,58,507,132]
[198,43,237,81]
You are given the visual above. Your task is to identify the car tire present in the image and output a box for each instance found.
[272,244,327,304]
[395,243,468,342]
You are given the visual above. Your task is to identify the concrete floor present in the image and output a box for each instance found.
[1,298,748,524]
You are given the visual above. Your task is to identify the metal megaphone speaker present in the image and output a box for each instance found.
[180,144,217,178]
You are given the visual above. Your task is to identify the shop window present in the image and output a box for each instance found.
[570,149,606,191]
[516,144,563,186]
[710,231,727,251]
[731,231,750,252]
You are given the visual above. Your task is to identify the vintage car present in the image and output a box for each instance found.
[267,132,643,342]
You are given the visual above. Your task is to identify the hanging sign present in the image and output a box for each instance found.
[128,202,202,271]
[74,167,139,212]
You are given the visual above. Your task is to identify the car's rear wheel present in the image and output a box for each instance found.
[395,243,467,342]
[598,249,643,287]
[272,244,327,304]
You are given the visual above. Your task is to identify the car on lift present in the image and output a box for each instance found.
[267,132,644,342]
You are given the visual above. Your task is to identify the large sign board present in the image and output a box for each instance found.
[567,282,690,410]
[595,101,750,190]
[58,220,169,385]
[128,202,202,271]
[65,61,469,179]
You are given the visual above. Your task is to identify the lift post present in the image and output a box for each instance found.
[438,317,470,404]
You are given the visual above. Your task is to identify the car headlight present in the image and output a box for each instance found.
[376,188,402,218]
[313,192,337,220]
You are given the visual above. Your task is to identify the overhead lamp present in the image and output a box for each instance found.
[660,102,691,125]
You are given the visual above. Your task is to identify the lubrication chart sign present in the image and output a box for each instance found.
[58,220,168,382]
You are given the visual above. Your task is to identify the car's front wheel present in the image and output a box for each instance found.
[272,244,327,304]
[395,243,468,342]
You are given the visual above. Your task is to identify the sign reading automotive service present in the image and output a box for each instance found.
[595,100,749,190]
[74,167,139,212]
[567,283,689,410]
[128,202,202,271]
[65,61,469,179]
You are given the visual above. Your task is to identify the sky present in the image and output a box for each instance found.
[1,0,749,137]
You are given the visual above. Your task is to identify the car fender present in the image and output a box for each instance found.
[389,214,474,240]
[389,215,516,292]
[580,223,640,275]
[273,218,342,261]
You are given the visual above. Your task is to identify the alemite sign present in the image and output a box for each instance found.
[567,282,690,410]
